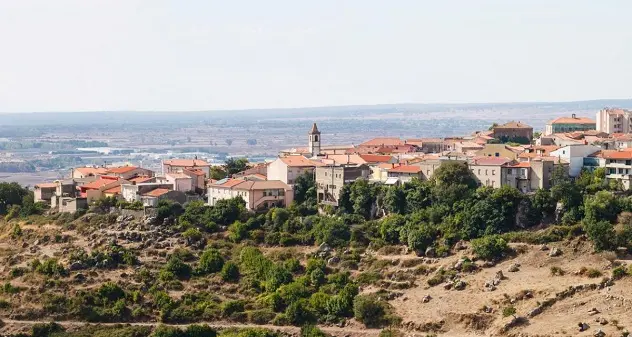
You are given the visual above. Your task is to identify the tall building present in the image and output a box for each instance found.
[308,123,321,157]
[596,108,632,134]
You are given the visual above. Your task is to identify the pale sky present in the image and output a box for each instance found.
[0,0,631,112]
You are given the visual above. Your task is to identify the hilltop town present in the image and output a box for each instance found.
[31,107,632,213]
[2,107,632,337]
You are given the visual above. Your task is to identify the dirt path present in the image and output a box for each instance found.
[0,319,382,336]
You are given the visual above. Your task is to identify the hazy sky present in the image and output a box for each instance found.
[0,0,631,112]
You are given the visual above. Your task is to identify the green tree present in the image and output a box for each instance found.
[384,186,407,215]
[312,217,351,247]
[300,325,329,337]
[350,179,375,218]
[223,158,249,176]
[353,295,387,328]
[0,182,29,215]
[471,235,509,261]
[294,172,316,205]
[209,166,227,180]
[221,261,240,282]
[198,248,224,274]
[584,191,620,224]
[584,220,616,251]
[432,161,477,189]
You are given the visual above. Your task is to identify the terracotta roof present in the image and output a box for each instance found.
[167,172,191,179]
[81,177,119,190]
[211,178,246,188]
[74,167,108,176]
[236,173,267,181]
[107,166,138,174]
[359,138,405,147]
[322,154,366,165]
[234,180,290,191]
[506,162,531,168]
[143,188,170,197]
[130,176,153,183]
[103,186,121,194]
[163,159,210,167]
[494,121,533,129]
[471,157,513,166]
[601,150,632,160]
[549,116,596,125]
[358,154,393,163]
[279,156,323,167]
[377,163,395,169]
[35,183,57,189]
[388,165,422,174]
[184,168,206,176]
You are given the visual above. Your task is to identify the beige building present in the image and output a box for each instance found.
[502,160,556,192]
[386,165,423,183]
[34,183,57,204]
[545,114,596,136]
[469,157,513,188]
[315,164,370,206]
[596,108,632,134]
[162,159,211,177]
[106,166,154,180]
[267,155,323,185]
[166,172,194,192]
[491,121,533,142]
[208,179,294,211]
[475,144,523,160]
[71,167,109,179]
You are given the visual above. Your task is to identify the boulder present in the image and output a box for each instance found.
[549,247,562,257]
[578,322,590,332]
[508,264,520,272]
[453,280,467,291]
[69,262,86,271]
[594,329,606,337]
[318,242,332,253]
[422,295,432,303]
[425,247,436,258]
[327,256,340,265]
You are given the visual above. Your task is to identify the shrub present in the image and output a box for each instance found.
[152,325,186,337]
[32,322,65,337]
[33,258,68,277]
[221,261,240,282]
[284,299,315,325]
[353,295,387,328]
[586,268,602,278]
[502,306,516,318]
[247,310,276,325]
[198,248,224,275]
[471,235,510,261]
[183,228,203,242]
[163,256,192,280]
[550,266,565,276]
[300,325,329,337]
[185,324,217,337]
[612,266,628,280]
[221,300,245,318]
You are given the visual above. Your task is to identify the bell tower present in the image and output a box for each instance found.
[308,123,321,157]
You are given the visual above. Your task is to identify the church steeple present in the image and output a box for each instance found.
[308,123,321,157]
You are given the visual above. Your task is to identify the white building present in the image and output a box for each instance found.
[165,172,194,192]
[549,144,601,177]
[596,108,632,134]
[267,155,323,185]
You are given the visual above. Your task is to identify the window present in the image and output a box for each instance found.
[495,152,499,157]
[485,169,488,175]
[492,170,495,175]
[478,169,481,175]
[314,135,319,142]
[507,168,513,175]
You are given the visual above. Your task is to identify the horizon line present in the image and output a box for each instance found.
[1,97,631,115]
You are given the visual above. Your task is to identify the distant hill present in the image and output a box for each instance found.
[0,99,631,126]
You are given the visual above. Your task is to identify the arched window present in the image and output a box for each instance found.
[314,135,319,142]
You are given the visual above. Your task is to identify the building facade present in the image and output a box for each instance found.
[315,164,370,206]
[545,114,596,136]
[491,121,533,142]
[596,108,632,134]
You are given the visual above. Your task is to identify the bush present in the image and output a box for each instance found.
[221,300,245,318]
[586,268,602,278]
[185,325,217,337]
[33,258,68,277]
[247,309,276,325]
[550,266,565,276]
[300,325,329,337]
[32,322,65,337]
[221,261,240,282]
[612,266,628,280]
[163,256,192,280]
[353,295,387,328]
[198,248,224,275]
[284,299,315,325]
[471,235,509,261]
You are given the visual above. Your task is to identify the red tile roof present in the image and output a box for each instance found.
[143,188,171,197]
[130,176,153,183]
[601,150,632,160]
[549,116,596,125]
[279,156,323,167]
[184,168,206,176]
[506,162,531,168]
[107,166,138,174]
[211,179,246,188]
[163,159,210,167]
[81,177,119,189]
[358,154,393,163]
[74,167,109,176]
[359,138,405,147]
[388,165,422,174]
[495,121,532,129]
[103,186,121,194]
